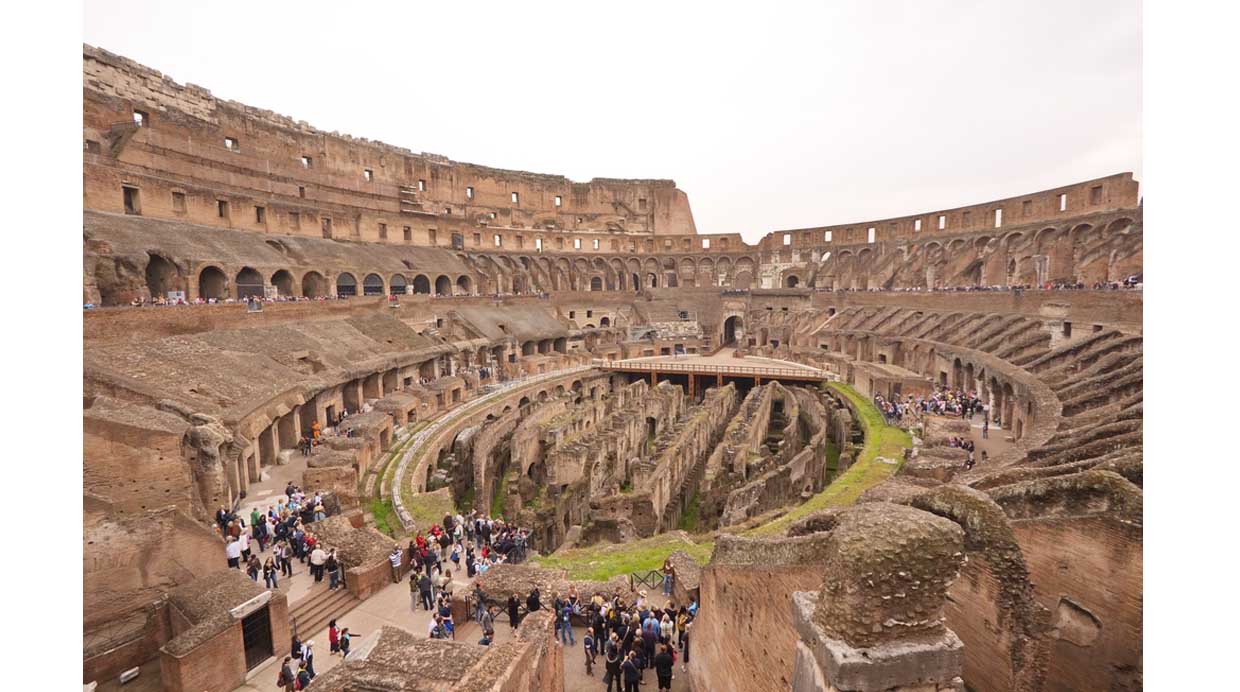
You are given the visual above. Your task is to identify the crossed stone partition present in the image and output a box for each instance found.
[389,365,595,530]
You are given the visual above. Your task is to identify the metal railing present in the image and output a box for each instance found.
[630,569,665,591]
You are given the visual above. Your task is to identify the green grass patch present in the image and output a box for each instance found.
[491,472,509,518]
[405,488,457,532]
[746,382,912,537]
[531,533,715,582]
[678,491,702,532]
[369,497,399,537]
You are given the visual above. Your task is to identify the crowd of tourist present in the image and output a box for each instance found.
[874,387,988,428]
[216,484,343,591]
[473,571,697,691]
[813,277,1141,294]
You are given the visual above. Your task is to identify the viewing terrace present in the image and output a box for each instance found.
[598,352,832,392]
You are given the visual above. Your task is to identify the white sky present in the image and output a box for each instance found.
[83,0,1141,241]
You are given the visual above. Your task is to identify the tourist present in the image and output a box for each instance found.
[428,613,449,639]
[622,650,642,692]
[253,513,269,553]
[583,626,597,676]
[439,568,454,599]
[660,613,674,643]
[479,604,496,642]
[409,572,420,612]
[328,619,340,656]
[604,633,623,692]
[326,548,340,590]
[653,643,675,691]
[263,557,279,589]
[310,543,327,582]
[339,627,354,657]
[301,640,316,679]
[508,593,521,630]
[982,418,989,439]
[246,554,261,581]
[238,528,252,562]
[277,656,295,692]
[224,536,242,569]
[280,541,294,578]
[559,597,575,646]
[527,586,542,613]
[662,557,675,596]
[680,616,692,672]
[437,593,456,639]
[389,544,403,583]
[418,572,434,611]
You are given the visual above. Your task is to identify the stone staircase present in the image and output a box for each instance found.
[289,581,361,640]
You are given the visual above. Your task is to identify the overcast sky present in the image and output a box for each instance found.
[83,0,1141,241]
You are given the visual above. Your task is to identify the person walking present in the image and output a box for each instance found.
[295,660,311,690]
[653,643,675,691]
[605,633,623,692]
[479,604,496,642]
[339,628,353,658]
[559,599,575,646]
[681,617,692,672]
[225,536,242,569]
[982,418,989,439]
[583,626,597,676]
[328,620,340,656]
[280,541,294,578]
[418,572,434,611]
[263,557,279,589]
[662,557,675,596]
[277,656,295,692]
[301,640,316,679]
[622,651,642,692]
[326,549,340,590]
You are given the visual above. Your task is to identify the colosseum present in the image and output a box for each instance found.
[81,43,1142,692]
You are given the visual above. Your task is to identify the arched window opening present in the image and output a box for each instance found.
[363,273,385,296]
[336,272,358,297]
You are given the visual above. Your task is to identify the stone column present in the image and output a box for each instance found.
[790,503,966,692]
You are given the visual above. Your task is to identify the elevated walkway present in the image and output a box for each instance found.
[597,353,830,385]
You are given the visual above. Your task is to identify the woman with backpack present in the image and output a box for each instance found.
[277,656,295,692]
[294,659,311,690]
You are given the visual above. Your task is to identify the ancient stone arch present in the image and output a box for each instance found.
[301,270,327,298]
[198,265,227,300]
[362,272,385,296]
[145,252,182,299]
[235,266,264,299]
[271,269,294,297]
[336,272,358,297]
